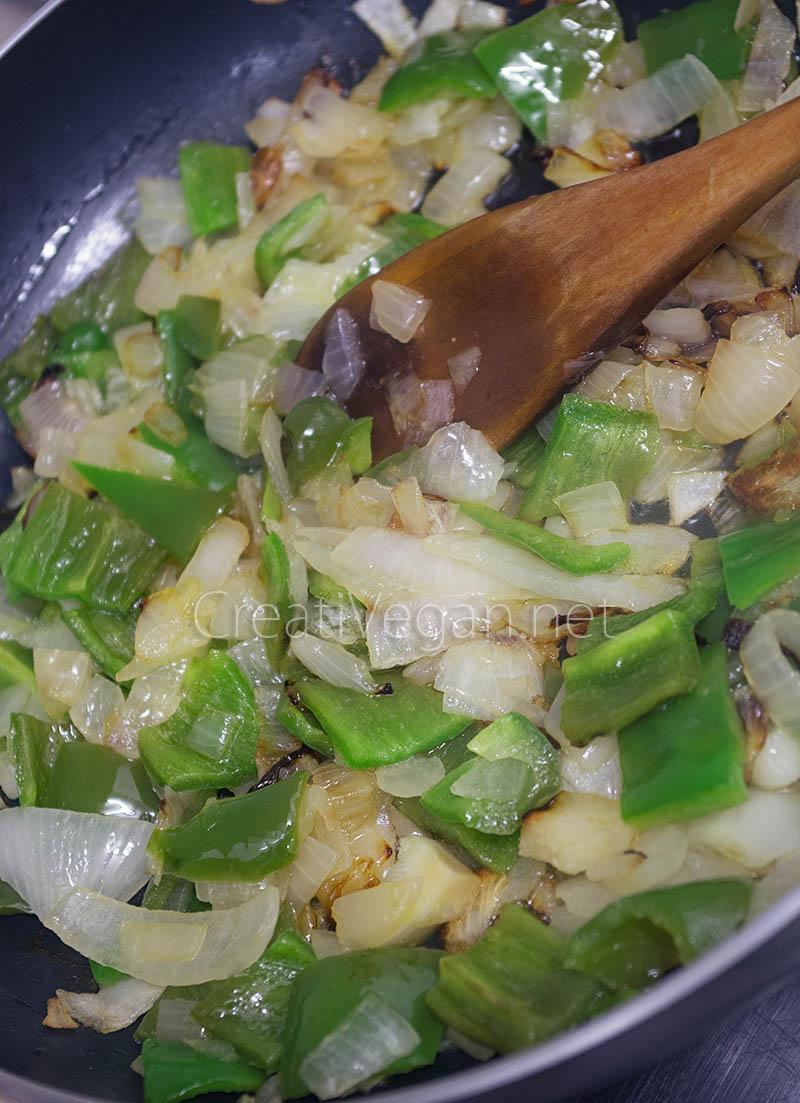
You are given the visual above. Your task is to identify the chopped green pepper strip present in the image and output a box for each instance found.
[0,315,58,422]
[192,931,316,1072]
[156,310,196,410]
[427,903,606,1052]
[141,873,211,914]
[577,537,724,654]
[373,213,448,268]
[174,295,222,362]
[457,500,630,575]
[280,948,443,1100]
[0,639,35,692]
[254,194,330,290]
[501,426,546,490]
[178,141,251,238]
[9,713,81,807]
[53,348,120,385]
[56,321,109,355]
[618,643,747,830]
[138,651,260,792]
[0,881,30,916]
[140,1039,263,1103]
[262,531,291,672]
[561,608,702,745]
[283,397,372,491]
[0,482,165,612]
[60,606,136,680]
[72,462,230,565]
[90,960,129,988]
[148,772,307,882]
[277,693,334,757]
[44,742,160,819]
[637,0,754,81]
[50,240,150,333]
[473,0,623,140]
[139,412,239,494]
[379,29,496,113]
[719,510,800,609]
[393,796,519,873]
[519,395,659,522]
[292,673,471,768]
[260,465,283,524]
[564,880,752,991]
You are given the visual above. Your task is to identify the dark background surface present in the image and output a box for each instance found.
[2,1,800,1101]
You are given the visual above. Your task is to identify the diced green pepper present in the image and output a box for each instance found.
[90,960,129,987]
[0,639,35,692]
[379,29,496,113]
[50,240,151,334]
[457,500,630,575]
[260,466,282,524]
[0,314,57,422]
[393,796,520,873]
[473,0,623,140]
[44,742,160,819]
[276,693,334,757]
[0,482,165,612]
[139,412,239,494]
[72,462,230,565]
[0,880,30,915]
[141,873,211,914]
[292,674,471,768]
[56,321,109,355]
[54,348,120,384]
[283,397,372,491]
[254,195,330,290]
[618,643,747,829]
[564,879,752,990]
[637,0,754,81]
[178,141,251,237]
[502,426,546,490]
[60,606,136,680]
[9,713,81,806]
[519,395,659,522]
[138,651,259,791]
[280,948,443,1099]
[561,608,702,745]
[373,213,448,269]
[719,510,800,609]
[141,1039,263,1103]
[427,903,605,1052]
[174,295,222,362]
[192,931,316,1072]
[156,310,196,410]
[148,773,307,882]
[262,531,291,672]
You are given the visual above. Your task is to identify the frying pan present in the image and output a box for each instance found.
[1,1,800,1100]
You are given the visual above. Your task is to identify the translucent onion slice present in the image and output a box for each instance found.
[737,0,794,113]
[642,308,710,346]
[644,362,704,431]
[752,728,800,791]
[582,522,695,575]
[289,631,376,693]
[260,407,292,501]
[180,516,250,590]
[370,280,430,343]
[434,637,546,723]
[742,608,800,731]
[46,886,280,987]
[0,808,153,917]
[352,0,418,59]
[695,337,800,443]
[55,979,164,1034]
[447,347,481,394]
[70,675,125,744]
[410,422,504,502]
[689,789,800,871]
[34,648,92,711]
[322,309,365,401]
[554,481,628,538]
[666,469,726,525]
[275,361,327,415]
[421,149,509,225]
[289,836,339,907]
[134,178,193,256]
[300,993,420,1100]
[596,55,720,141]
[375,755,445,797]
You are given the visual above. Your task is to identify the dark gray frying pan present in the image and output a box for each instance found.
[1,2,800,1101]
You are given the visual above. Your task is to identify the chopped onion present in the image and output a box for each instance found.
[751,850,800,914]
[644,361,704,431]
[410,421,504,501]
[602,39,647,87]
[55,979,163,1034]
[180,516,249,591]
[417,0,460,35]
[459,99,521,153]
[375,755,445,797]
[70,675,126,745]
[543,147,612,189]
[737,1,794,113]
[289,631,376,693]
[742,608,800,730]
[520,792,634,876]
[288,836,339,907]
[433,636,545,723]
[587,825,688,895]
[391,477,429,536]
[370,280,430,343]
[259,407,291,502]
[560,734,622,800]
[106,660,188,756]
[643,308,711,346]
[385,376,456,445]
[202,379,259,458]
[18,377,91,456]
[300,993,420,1100]
[46,885,279,987]
[694,337,800,444]
[458,0,506,26]
[666,469,726,524]
[235,171,256,232]
[0,808,153,917]
[633,436,724,504]
[309,930,345,958]
[322,308,365,401]
[447,346,481,394]
[246,96,291,147]
[733,180,800,260]
[275,361,327,415]
[596,55,721,141]
[421,149,509,225]
[699,83,739,142]
[134,178,193,256]
[554,481,628,537]
[575,359,637,402]
[752,727,800,790]
[352,0,417,58]
[689,789,800,870]
[34,648,92,711]
[583,522,695,574]
[292,85,390,158]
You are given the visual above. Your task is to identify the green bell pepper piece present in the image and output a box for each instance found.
[564,879,752,990]
[44,742,160,819]
[260,465,282,524]
[372,212,448,271]
[138,412,239,494]
[262,531,291,672]
[192,931,316,1071]
[90,960,129,987]
[59,606,136,680]
[637,0,755,81]
[0,482,165,612]
[502,426,546,490]
[277,693,334,757]
[56,321,109,355]
[561,608,702,745]
[280,948,443,1099]
[519,394,659,522]
[141,1039,263,1103]
[473,0,623,140]
[0,880,30,915]
[142,873,211,914]
[576,537,724,654]
[283,397,372,491]
[421,712,560,835]
[0,315,58,423]
[393,795,520,873]
[254,194,330,290]
[178,141,251,238]
[148,772,307,882]
[292,673,471,768]
[9,713,81,807]
[50,239,150,334]
[618,643,747,830]
[0,639,35,692]
[174,295,222,362]
[719,510,800,609]
[380,29,497,112]
[427,903,605,1052]
[457,500,631,575]
[138,650,260,791]
[71,462,230,565]
[156,310,196,409]
[53,348,120,385]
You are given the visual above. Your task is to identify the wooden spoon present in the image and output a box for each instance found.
[297,98,800,462]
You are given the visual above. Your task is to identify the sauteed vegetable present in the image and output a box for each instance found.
[1,0,800,1099]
